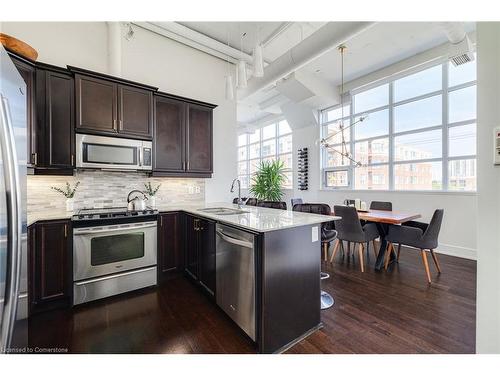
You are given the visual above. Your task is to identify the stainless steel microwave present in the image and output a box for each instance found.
[76,133,152,171]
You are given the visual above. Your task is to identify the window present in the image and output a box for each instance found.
[237,120,293,189]
[320,59,476,191]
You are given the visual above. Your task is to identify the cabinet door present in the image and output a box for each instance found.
[31,220,71,313]
[75,74,117,133]
[12,58,36,166]
[118,85,153,139]
[199,219,216,296]
[186,104,213,174]
[158,212,183,281]
[153,96,185,173]
[37,69,75,168]
[184,215,199,280]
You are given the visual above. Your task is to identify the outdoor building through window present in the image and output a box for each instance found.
[320,56,477,192]
[238,120,293,189]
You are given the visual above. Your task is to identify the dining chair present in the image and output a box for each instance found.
[292,203,337,309]
[290,198,303,209]
[385,209,444,283]
[245,198,258,206]
[330,205,379,272]
[256,201,287,210]
[370,201,393,211]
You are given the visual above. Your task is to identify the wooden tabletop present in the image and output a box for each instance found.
[332,209,421,225]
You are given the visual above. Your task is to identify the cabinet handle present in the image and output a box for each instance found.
[186,161,190,170]
[32,152,37,165]
[113,119,117,129]
[71,154,74,165]
[160,216,163,227]
[64,224,68,238]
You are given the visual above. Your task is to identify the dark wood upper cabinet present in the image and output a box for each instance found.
[11,55,36,166]
[186,104,213,174]
[118,84,153,138]
[29,220,72,315]
[35,66,75,170]
[153,96,185,173]
[75,74,117,134]
[158,212,184,282]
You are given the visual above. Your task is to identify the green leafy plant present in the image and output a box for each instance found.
[249,160,286,201]
[144,182,161,197]
[51,181,80,198]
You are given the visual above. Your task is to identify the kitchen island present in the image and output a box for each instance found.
[28,202,339,354]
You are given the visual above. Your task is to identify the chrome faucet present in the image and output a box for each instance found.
[230,178,242,208]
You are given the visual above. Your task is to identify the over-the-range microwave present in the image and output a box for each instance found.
[76,133,152,171]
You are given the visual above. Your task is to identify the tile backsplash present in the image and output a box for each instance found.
[27,170,205,213]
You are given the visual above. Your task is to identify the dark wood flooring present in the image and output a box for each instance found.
[27,247,476,354]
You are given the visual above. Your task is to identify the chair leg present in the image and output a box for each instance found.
[358,243,365,272]
[397,243,402,262]
[330,240,340,263]
[420,249,432,284]
[430,249,442,274]
[384,242,393,270]
[322,242,328,262]
[340,240,345,256]
[372,240,378,257]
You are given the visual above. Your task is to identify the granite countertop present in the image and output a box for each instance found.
[28,202,340,232]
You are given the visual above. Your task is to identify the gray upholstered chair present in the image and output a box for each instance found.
[291,198,303,210]
[330,205,379,272]
[257,201,287,210]
[370,201,392,211]
[385,209,444,283]
[245,198,258,206]
[293,203,337,309]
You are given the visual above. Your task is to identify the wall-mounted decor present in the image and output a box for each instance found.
[297,147,308,191]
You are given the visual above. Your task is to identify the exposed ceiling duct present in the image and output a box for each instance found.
[237,21,376,100]
[280,102,318,130]
[438,22,475,66]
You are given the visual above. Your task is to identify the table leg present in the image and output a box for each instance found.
[374,223,395,271]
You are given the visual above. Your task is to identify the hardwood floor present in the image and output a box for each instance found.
[27,248,476,354]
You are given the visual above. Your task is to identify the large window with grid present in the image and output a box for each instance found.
[320,57,476,192]
[238,120,293,189]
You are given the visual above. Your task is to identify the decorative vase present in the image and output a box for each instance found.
[149,196,156,209]
[66,198,74,212]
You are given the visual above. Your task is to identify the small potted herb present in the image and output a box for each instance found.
[144,182,161,208]
[51,181,80,211]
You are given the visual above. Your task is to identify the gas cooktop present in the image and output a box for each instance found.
[72,206,158,221]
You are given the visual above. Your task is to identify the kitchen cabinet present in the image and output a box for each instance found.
[10,54,36,167]
[72,67,154,140]
[29,220,72,315]
[183,214,216,296]
[153,93,215,177]
[158,212,184,281]
[34,64,75,172]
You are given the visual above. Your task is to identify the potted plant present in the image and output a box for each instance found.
[249,160,286,201]
[144,182,161,208]
[51,181,80,211]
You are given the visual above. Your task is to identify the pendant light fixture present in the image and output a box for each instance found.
[252,26,264,78]
[318,45,367,168]
[236,32,248,88]
[224,28,234,100]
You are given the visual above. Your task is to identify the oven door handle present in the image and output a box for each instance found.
[73,222,157,236]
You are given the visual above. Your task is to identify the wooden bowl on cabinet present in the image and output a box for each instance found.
[0,33,38,61]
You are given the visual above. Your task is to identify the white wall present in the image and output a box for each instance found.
[475,22,500,354]
[1,22,237,203]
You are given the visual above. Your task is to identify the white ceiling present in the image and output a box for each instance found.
[167,22,476,126]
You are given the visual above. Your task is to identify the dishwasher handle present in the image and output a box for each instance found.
[216,229,253,249]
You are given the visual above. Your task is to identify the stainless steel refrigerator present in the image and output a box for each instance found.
[0,44,28,353]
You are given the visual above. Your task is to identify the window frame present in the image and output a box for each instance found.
[238,119,293,190]
[320,59,477,193]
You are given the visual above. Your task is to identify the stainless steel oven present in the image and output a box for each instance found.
[73,220,157,305]
[76,133,152,171]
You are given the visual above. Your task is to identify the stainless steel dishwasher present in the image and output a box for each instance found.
[215,223,256,341]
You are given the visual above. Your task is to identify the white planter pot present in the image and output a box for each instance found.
[149,196,156,208]
[66,198,74,212]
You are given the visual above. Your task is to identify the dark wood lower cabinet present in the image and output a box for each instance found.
[183,214,216,296]
[157,212,184,282]
[29,220,72,315]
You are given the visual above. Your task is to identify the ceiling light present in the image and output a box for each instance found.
[237,60,248,88]
[253,44,264,78]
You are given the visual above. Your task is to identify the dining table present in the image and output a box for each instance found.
[332,209,422,271]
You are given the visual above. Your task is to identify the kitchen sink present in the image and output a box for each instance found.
[198,207,249,215]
